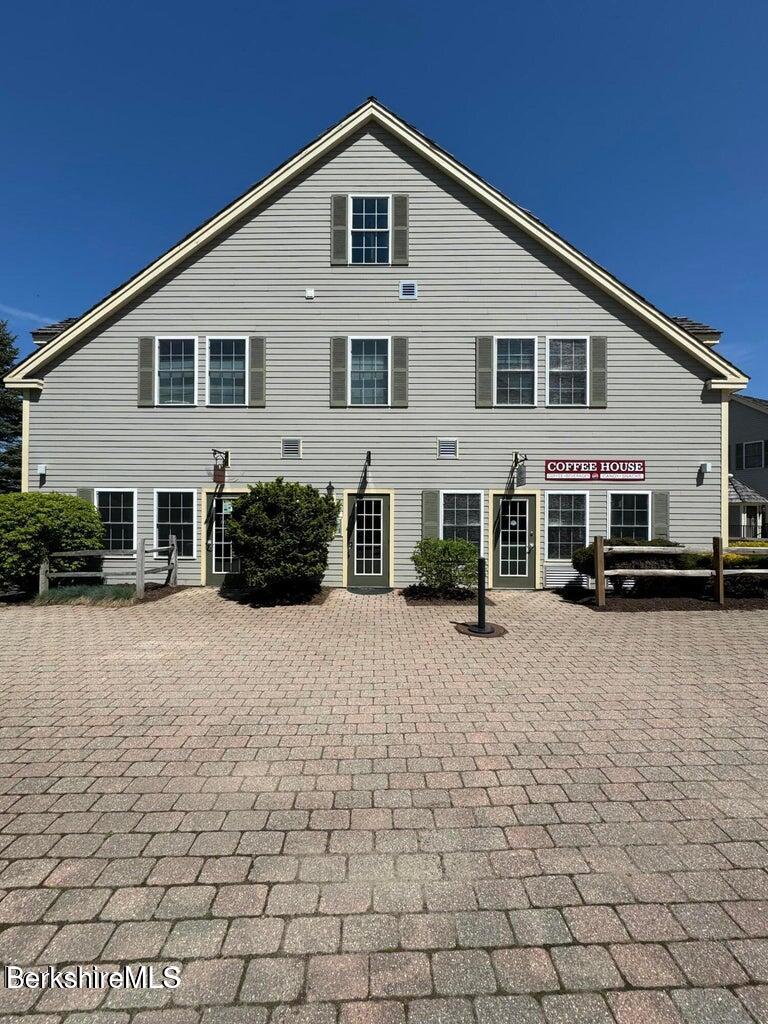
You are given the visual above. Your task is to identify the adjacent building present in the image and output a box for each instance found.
[4,99,749,588]
[729,395,768,538]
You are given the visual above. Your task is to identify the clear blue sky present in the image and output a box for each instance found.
[2,0,766,392]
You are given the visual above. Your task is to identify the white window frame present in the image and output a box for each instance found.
[348,194,392,265]
[544,491,589,562]
[347,336,392,407]
[439,489,485,556]
[743,440,765,469]
[493,336,538,408]
[93,488,138,557]
[545,335,590,408]
[205,336,249,407]
[155,336,198,407]
[153,488,198,560]
[608,490,652,541]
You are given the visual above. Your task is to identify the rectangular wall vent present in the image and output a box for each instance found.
[399,280,418,300]
[281,438,302,459]
[437,438,458,459]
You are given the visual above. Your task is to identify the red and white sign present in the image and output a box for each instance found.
[545,459,646,481]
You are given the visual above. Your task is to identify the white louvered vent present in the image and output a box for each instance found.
[437,438,458,459]
[281,438,302,459]
[544,564,591,589]
[399,280,418,300]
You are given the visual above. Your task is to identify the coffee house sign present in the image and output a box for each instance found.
[545,459,646,481]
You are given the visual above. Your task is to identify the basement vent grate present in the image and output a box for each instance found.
[399,280,418,300]
[281,438,302,459]
[437,438,459,459]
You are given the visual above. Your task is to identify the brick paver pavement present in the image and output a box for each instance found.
[0,587,767,1022]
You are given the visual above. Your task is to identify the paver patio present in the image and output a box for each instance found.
[0,587,767,1022]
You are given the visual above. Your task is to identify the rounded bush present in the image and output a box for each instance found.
[411,537,479,593]
[228,478,339,602]
[0,492,105,595]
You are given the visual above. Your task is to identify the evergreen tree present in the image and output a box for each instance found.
[0,321,23,493]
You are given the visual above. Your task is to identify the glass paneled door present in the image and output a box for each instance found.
[492,494,537,588]
[206,493,241,585]
[346,493,391,589]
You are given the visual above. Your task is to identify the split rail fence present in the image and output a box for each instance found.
[593,536,768,607]
[38,536,178,599]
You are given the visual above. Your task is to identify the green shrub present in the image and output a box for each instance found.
[729,538,768,547]
[411,538,479,593]
[34,584,136,606]
[0,492,104,595]
[228,478,339,602]
[572,537,680,577]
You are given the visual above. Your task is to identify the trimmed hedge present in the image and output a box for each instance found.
[411,538,478,593]
[0,492,104,595]
[228,478,339,602]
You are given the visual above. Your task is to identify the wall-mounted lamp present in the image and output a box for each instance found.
[326,481,335,499]
[37,464,47,486]
[700,462,713,474]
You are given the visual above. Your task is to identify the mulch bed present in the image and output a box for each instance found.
[218,585,332,607]
[559,589,768,613]
[401,586,496,606]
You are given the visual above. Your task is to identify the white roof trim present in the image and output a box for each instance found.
[5,99,747,387]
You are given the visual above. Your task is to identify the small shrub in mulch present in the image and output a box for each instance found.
[218,583,332,608]
[29,583,185,608]
[401,584,489,605]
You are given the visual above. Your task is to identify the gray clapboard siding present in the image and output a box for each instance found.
[27,125,724,587]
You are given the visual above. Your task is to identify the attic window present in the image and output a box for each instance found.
[437,438,458,459]
[281,438,302,459]
[399,281,418,300]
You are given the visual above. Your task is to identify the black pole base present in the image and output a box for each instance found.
[455,622,508,639]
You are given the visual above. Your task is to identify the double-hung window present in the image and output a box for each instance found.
[609,492,650,541]
[546,493,587,560]
[349,337,390,406]
[744,441,764,469]
[157,337,196,405]
[350,196,390,264]
[207,337,247,406]
[96,490,136,553]
[155,490,196,558]
[547,337,588,406]
[495,337,536,406]
[441,491,483,553]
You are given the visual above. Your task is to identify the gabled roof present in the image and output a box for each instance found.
[5,97,748,390]
[729,475,768,504]
[733,394,768,415]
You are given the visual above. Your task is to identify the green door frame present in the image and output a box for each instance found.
[346,492,391,589]
[492,493,537,589]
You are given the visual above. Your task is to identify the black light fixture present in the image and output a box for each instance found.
[326,481,335,499]
[365,450,372,466]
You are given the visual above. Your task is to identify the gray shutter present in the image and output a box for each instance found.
[652,491,670,540]
[475,337,494,407]
[391,336,409,407]
[764,440,768,468]
[330,337,347,407]
[590,336,607,408]
[392,195,409,266]
[248,336,266,407]
[77,488,94,505]
[330,195,348,266]
[735,443,744,470]
[137,337,154,407]
[422,490,440,539]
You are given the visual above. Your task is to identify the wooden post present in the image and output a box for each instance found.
[713,535,725,606]
[168,534,178,587]
[136,538,146,599]
[38,557,49,595]
[594,535,606,608]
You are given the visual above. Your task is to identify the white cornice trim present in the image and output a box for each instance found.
[4,99,748,388]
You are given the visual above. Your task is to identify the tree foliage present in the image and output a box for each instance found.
[0,320,22,493]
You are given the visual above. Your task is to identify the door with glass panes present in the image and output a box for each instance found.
[206,494,241,585]
[492,493,537,588]
[346,493,391,589]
